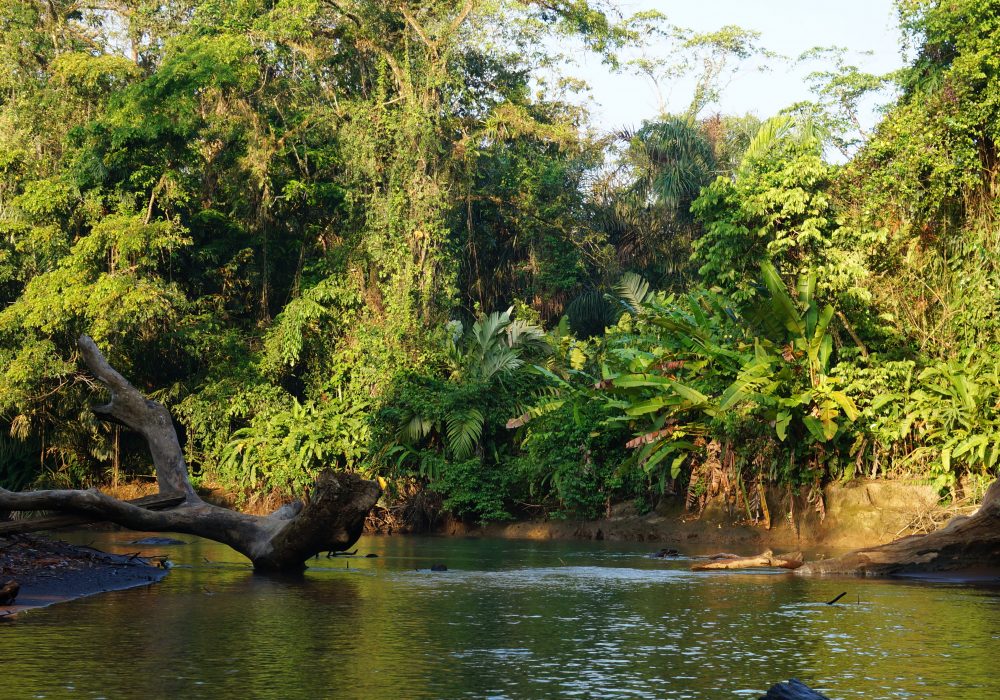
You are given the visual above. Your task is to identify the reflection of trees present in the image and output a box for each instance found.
[5,537,1000,698]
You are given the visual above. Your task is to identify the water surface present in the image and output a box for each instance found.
[3,533,999,699]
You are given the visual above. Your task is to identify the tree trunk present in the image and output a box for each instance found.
[799,478,1000,576]
[0,336,381,572]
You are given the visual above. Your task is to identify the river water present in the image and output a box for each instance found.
[3,533,999,699]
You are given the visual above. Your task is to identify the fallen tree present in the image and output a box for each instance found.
[0,336,381,572]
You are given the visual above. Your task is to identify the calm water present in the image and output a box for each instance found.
[3,533,1000,699]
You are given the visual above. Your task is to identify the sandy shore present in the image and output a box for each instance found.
[0,533,168,619]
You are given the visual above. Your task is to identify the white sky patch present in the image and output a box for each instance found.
[562,0,905,136]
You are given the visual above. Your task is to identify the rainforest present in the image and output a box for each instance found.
[2,0,999,534]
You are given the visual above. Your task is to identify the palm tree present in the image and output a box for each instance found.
[398,308,550,461]
[625,116,718,210]
[593,116,716,290]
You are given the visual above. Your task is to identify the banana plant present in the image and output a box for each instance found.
[592,286,750,481]
[746,262,858,444]
[903,357,1000,488]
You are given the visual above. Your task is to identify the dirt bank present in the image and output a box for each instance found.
[442,480,959,553]
[0,533,167,619]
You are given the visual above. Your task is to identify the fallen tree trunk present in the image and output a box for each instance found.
[692,550,803,571]
[799,477,1000,576]
[0,336,380,572]
[0,493,184,535]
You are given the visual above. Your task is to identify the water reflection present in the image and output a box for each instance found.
[3,533,999,698]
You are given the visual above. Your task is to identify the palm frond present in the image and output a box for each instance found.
[506,319,549,355]
[399,414,435,444]
[615,272,651,312]
[480,346,524,382]
[446,409,484,460]
[738,114,825,174]
[566,290,620,338]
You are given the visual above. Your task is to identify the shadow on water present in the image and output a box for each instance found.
[3,532,1000,698]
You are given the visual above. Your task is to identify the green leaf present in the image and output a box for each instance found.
[670,454,687,479]
[802,415,829,443]
[776,410,792,441]
[870,393,901,411]
[668,380,710,406]
[612,374,675,388]
[761,261,804,336]
[828,391,860,421]
[624,397,671,416]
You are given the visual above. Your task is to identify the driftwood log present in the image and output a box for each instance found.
[0,336,381,572]
[691,550,803,571]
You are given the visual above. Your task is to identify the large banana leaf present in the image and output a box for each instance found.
[761,262,805,336]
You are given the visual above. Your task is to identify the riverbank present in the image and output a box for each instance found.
[0,533,167,618]
[94,477,967,553]
[444,479,970,554]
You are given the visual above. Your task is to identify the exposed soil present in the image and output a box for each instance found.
[437,480,955,555]
[108,477,958,555]
[0,533,167,619]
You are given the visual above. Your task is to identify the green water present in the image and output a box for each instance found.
[3,533,999,699]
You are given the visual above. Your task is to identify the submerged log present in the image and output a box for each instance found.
[800,478,1000,576]
[0,336,381,573]
[692,550,803,571]
[759,678,829,699]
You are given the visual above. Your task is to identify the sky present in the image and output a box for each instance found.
[566,0,906,134]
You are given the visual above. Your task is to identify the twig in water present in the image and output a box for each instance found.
[826,591,847,605]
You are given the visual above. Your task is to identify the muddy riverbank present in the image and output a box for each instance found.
[443,479,962,553]
[0,533,167,618]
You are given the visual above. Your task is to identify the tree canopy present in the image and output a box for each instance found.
[3,0,1000,526]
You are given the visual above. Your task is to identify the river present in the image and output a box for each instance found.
[3,532,999,698]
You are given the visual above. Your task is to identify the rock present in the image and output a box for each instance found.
[365,553,378,558]
[649,548,680,558]
[0,580,20,605]
[759,679,829,699]
[430,563,448,572]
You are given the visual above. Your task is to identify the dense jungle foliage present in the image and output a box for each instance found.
[2,0,999,525]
